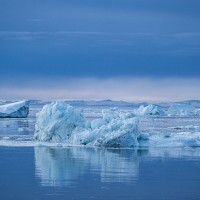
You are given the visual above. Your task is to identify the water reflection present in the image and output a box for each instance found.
[35,147,200,187]
[34,147,143,186]
[148,147,200,159]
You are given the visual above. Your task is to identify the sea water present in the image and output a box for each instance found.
[0,103,200,199]
[0,147,200,200]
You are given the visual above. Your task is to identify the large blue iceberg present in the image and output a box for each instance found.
[34,102,140,147]
[33,102,200,148]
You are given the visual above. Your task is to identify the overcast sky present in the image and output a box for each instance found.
[0,0,200,101]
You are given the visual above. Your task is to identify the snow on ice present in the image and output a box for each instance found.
[133,104,166,116]
[33,102,200,147]
[34,102,140,147]
[167,103,196,116]
[0,100,29,118]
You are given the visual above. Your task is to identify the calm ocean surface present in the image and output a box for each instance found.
[0,146,200,200]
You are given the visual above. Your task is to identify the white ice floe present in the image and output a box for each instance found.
[0,100,29,118]
[194,109,200,116]
[172,125,200,132]
[133,104,166,116]
[34,102,140,147]
[148,131,200,147]
[167,103,196,116]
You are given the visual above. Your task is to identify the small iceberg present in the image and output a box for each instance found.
[167,103,195,116]
[34,102,141,147]
[133,104,165,116]
[0,100,29,118]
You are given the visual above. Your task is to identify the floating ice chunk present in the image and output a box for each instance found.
[18,128,24,132]
[2,136,10,140]
[134,104,165,116]
[34,103,141,147]
[167,103,195,116]
[0,100,29,118]
[147,131,200,148]
[194,109,200,116]
[34,102,85,142]
[172,125,200,132]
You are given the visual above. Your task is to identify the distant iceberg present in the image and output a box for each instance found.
[133,103,200,117]
[34,102,141,147]
[167,103,196,116]
[0,100,29,118]
[133,104,165,116]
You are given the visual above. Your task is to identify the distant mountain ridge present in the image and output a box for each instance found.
[1,99,200,108]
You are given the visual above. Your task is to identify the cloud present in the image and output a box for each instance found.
[173,32,200,37]
[28,18,43,22]
[0,31,110,40]
[1,31,200,52]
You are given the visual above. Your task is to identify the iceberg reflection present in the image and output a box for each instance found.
[34,147,200,187]
[34,147,141,186]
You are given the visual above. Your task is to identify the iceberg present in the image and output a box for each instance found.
[34,102,85,142]
[31,101,200,148]
[167,103,195,116]
[134,104,165,116]
[0,100,29,118]
[34,102,141,147]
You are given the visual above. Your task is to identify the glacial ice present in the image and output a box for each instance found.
[34,102,85,142]
[194,109,200,116]
[167,103,196,116]
[148,131,200,147]
[133,103,200,117]
[0,100,198,148]
[33,102,200,148]
[34,102,141,147]
[0,100,29,118]
[133,104,166,116]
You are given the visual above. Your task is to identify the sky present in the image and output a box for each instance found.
[0,0,200,101]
